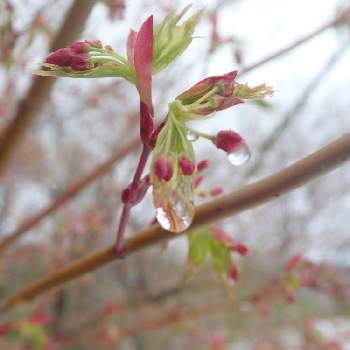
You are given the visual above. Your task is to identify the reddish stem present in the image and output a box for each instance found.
[132,145,151,187]
[115,145,151,255]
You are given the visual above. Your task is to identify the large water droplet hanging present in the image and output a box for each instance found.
[156,207,171,230]
[155,193,194,232]
[227,142,251,166]
[186,130,199,142]
[174,196,193,230]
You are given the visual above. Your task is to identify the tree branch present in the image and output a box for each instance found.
[243,42,350,180]
[1,132,350,311]
[0,0,97,176]
[240,9,349,75]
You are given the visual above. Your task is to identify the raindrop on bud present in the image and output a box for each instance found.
[174,197,192,230]
[156,208,171,230]
[227,142,251,166]
[186,130,199,142]
[155,194,194,232]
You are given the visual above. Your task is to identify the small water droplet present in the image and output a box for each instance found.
[174,197,192,230]
[156,207,171,230]
[186,130,199,142]
[227,142,251,166]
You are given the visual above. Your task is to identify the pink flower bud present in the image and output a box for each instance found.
[70,41,90,54]
[179,155,195,175]
[46,48,72,66]
[122,175,150,205]
[229,266,240,282]
[0,323,13,336]
[215,130,243,153]
[210,187,224,196]
[155,155,173,182]
[235,243,249,256]
[194,175,203,188]
[85,39,103,48]
[70,53,91,71]
[30,311,52,326]
[176,71,243,118]
[197,159,209,172]
[46,47,92,71]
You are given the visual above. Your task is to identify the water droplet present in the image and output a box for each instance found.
[156,207,171,230]
[186,130,199,142]
[174,197,192,230]
[227,142,251,166]
[155,196,194,232]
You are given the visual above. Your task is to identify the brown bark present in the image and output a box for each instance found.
[0,0,97,176]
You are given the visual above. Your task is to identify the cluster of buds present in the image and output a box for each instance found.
[154,154,196,182]
[36,39,135,82]
[210,226,249,256]
[151,71,272,231]
[45,40,103,71]
[174,70,273,120]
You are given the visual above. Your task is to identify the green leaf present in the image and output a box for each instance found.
[209,238,231,278]
[153,6,204,74]
[188,229,211,267]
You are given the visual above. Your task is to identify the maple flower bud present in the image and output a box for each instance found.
[215,130,243,153]
[175,71,243,120]
[70,41,90,53]
[210,187,224,196]
[179,155,195,175]
[36,40,134,81]
[155,155,173,182]
[194,175,204,188]
[197,159,209,172]
[235,243,249,256]
[121,175,150,205]
[229,266,240,282]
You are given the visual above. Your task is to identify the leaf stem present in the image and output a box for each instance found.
[115,144,151,255]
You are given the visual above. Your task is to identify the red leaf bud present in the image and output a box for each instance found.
[215,130,243,153]
[155,156,173,182]
[179,155,195,175]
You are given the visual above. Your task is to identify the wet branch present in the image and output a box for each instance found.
[1,132,350,311]
[240,7,350,75]
[0,0,97,176]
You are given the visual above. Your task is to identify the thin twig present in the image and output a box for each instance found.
[0,0,97,176]
[115,144,151,253]
[1,132,350,311]
[244,42,350,180]
[240,9,348,75]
